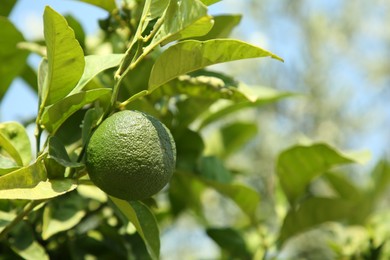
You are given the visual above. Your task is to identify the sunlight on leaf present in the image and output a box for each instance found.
[149,39,283,91]
[110,197,160,259]
[42,6,85,105]
[0,122,31,166]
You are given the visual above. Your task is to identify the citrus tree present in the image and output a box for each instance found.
[1,1,390,259]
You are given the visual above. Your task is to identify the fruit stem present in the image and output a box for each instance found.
[118,90,149,110]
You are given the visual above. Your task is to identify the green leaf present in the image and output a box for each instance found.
[81,107,104,146]
[278,197,357,246]
[41,88,111,134]
[197,156,232,183]
[0,179,77,200]
[205,122,257,158]
[200,0,221,5]
[42,6,85,105]
[206,227,252,259]
[10,222,49,260]
[0,122,32,166]
[42,192,86,240]
[21,64,38,93]
[48,136,83,168]
[0,155,46,191]
[71,54,124,94]
[0,0,17,16]
[76,0,116,12]
[110,198,160,259]
[370,160,390,200]
[0,154,19,176]
[194,15,242,40]
[149,39,283,91]
[277,143,371,205]
[198,86,293,129]
[324,172,362,200]
[149,0,208,47]
[0,17,29,101]
[65,14,86,50]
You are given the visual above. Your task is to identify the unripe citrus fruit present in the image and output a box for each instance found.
[86,110,176,200]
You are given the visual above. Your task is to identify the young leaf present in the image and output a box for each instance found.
[0,122,32,166]
[0,179,77,200]
[0,17,29,101]
[149,39,283,91]
[206,227,252,259]
[110,197,160,260]
[277,143,371,205]
[278,197,356,246]
[42,192,86,240]
[71,54,124,94]
[42,6,85,105]
[41,88,111,134]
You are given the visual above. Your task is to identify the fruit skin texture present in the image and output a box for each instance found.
[86,110,176,201]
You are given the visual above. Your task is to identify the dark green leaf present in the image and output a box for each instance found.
[149,39,283,91]
[0,179,77,200]
[21,64,38,93]
[173,128,204,172]
[220,122,257,158]
[71,54,124,94]
[198,156,232,183]
[207,227,252,259]
[42,6,85,105]
[48,136,84,168]
[0,0,17,16]
[277,143,370,205]
[0,122,32,166]
[42,192,86,240]
[278,197,357,246]
[10,222,49,260]
[194,14,242,41]
[41,88,111,134]
[65,14,86,50]
[76,0,117,12]
[111,198,160,259]
[0,17,29,101]
[81,107,104,146]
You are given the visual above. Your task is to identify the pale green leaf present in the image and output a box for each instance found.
[278,197,356,246]
[0,155,46,191]
[111,197,160,259]
[42,192,86,240]
[149,0,209,47]
[43,6,85,105]
[0,122,32,166]
[76,0,116,12]
[71,54,124,94]
[277,143,371,205]
[0,17,29,101]
[149,39,283,91]
[0,179,77,200]
[0,154,19,176]
[41,88,111,134]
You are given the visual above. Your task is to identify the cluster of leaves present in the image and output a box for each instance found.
[0,0,389,259]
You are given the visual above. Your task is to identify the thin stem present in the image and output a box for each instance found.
[0,200,45,241]
[118,90,149,109]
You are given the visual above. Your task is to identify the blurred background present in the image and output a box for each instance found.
[1,0,389,258]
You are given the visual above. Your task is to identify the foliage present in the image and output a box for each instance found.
[0,1,389,259]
